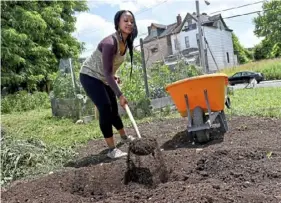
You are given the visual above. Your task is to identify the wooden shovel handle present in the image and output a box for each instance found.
[124,104,141,138]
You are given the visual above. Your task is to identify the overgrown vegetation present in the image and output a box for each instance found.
[1,134,77,186]
[1,91,51,114]
[232,33,252,64]
[220,58,281,80]
[119,52,202,101]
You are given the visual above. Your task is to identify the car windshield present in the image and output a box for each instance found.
[232,72,241,77]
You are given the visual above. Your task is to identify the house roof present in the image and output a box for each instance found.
[143,13,232,43]
[151,23,167,29]
[144,23,179,43]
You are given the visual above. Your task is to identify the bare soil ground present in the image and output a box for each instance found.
[2,115,281,203]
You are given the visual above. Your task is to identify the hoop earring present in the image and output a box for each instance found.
[118,27,123,41]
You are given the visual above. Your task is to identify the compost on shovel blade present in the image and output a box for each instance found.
[128,137,158,156]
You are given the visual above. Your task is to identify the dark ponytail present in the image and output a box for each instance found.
[114,10,138,79]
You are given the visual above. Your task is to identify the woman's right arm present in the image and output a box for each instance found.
[99,37,123,98]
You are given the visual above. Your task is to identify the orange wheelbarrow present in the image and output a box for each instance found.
[165,73,231,143]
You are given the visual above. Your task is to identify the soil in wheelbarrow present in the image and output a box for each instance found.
[2,116,281,203]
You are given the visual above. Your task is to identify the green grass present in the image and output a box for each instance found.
[1,109,178,148]
[220,58,281,80]
[2,109,101,148]
[226,87,281,118]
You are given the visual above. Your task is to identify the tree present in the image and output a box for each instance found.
[253,39,273,60]
[232,33,251,64]
[253,0,281,59]
[1,1,88,93]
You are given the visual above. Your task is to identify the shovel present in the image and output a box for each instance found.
[124,104,141,139]
[124,104,157,156]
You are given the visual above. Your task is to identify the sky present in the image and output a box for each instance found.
[73,0,265,58]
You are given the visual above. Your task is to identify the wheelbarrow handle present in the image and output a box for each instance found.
[124,104,142,138]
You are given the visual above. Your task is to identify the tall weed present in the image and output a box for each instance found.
[1,133,77,186]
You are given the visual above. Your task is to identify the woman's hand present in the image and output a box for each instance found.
[114,76,121,84]
[119,95,128,108]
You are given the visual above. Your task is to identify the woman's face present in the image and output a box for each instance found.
[119,11,134,35]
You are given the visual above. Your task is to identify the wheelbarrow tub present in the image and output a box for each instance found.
[165,73,228,117]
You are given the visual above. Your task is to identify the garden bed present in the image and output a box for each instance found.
[2,115,281,202]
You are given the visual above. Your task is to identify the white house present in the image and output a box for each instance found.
[143,12,237,72]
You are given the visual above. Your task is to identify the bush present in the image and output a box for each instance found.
[148,63,202,99]
[51,71,83,99]
[1,91,51,114]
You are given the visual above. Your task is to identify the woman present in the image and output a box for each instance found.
[79,10,138,159]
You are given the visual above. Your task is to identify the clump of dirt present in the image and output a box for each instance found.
[128,137,158,156]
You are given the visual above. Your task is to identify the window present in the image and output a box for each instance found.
[242,72,253,76]
[226,52,229,63]
[218,21,223,31]
[151,47,158,53]
[187,18,192,25]
[167,35,172,46]
[232,72,242,77]
[183,23,197,32]
[174,39,180,50]
[185,36,190,48]
[150,28,157,36]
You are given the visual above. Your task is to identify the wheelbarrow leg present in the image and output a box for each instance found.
[204,89,212,119]
[218,110,228,133]
[184,94,192,128]
[184,94,195,143]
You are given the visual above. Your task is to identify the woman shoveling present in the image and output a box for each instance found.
[79,10,138,159]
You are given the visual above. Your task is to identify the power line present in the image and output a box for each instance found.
[224,18,253,25]
[134,0,167,15]
[223,7,275,19]
[210,0,264,15]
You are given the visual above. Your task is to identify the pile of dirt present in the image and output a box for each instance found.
[2,116,281,203]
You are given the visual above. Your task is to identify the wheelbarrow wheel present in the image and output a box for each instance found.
[193,106,210,143]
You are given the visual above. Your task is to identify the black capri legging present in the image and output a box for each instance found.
[79,73,124,138]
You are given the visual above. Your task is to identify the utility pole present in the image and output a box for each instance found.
[196,0,208,73]
[140,38,150,98]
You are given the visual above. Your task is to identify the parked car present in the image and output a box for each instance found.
[228,71,265,86]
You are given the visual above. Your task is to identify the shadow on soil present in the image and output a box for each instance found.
[64,143,125,168]
[161,130,224,151]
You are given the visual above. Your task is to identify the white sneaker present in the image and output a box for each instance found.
[107,148,127,159]
[120,135,135,144]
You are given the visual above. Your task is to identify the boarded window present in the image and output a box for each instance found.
[185,36,190,48]
[187,18,192,25]
[167,35,172,46]
[226,52,230,63]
